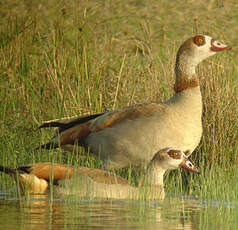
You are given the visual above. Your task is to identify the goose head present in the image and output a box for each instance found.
[150,147,199,173]
[175,35,231,77]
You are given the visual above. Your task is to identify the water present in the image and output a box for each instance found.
[0,191,238,230]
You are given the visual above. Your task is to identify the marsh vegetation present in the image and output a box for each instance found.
[0,0,238,228]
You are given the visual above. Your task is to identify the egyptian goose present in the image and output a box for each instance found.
[36,35,231,169]
[0,148,199,199]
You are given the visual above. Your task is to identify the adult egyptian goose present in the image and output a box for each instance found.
[0,148,199,199]
[36,35,231,169]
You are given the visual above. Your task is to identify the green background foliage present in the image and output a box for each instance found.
[0,0,237,199]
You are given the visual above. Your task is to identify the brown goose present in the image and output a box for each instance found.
[0,148,199,199]
[36,35,231,169]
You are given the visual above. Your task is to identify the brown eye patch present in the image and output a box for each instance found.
[193,35,206,47]
[167,150,182,160]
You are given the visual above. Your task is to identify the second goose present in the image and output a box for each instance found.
[0,148,199,200]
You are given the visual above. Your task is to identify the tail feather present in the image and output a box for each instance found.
[39,113,104,133]
[38,122,66,129]
[36,113,104,151]
[0,166,17,175]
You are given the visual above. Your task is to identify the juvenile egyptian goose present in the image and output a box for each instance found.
[0,148,199,199]
[36,35,231,169]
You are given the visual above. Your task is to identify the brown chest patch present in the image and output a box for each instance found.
[174,78,199,93]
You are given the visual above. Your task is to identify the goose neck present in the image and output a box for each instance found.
[174,52,199,93]
[140,165,166,187]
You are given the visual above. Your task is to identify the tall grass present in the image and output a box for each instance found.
[0,0,237,199]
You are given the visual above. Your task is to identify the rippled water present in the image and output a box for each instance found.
[0,191,237,230]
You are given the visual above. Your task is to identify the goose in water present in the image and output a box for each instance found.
[0,148,199,199]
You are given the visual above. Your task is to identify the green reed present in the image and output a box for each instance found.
[0,0,237,200]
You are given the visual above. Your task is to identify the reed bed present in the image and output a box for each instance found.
[0,0,237,199]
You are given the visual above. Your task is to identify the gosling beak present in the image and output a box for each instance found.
[179,158,200,174]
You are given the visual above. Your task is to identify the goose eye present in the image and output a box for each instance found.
[168,150,181,159]
[193,35,205,46]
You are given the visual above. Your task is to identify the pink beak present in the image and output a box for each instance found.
[179,158,200,174]
[211,39,231,52]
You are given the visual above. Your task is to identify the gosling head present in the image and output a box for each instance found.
[151,147,200,174]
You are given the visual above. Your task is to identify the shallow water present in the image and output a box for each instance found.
[0,191,237,230]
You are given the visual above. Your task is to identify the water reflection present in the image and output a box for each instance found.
[0,192,202,230]
[1,192,238,229]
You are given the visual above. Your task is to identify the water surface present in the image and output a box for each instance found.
[0,191,237,230]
